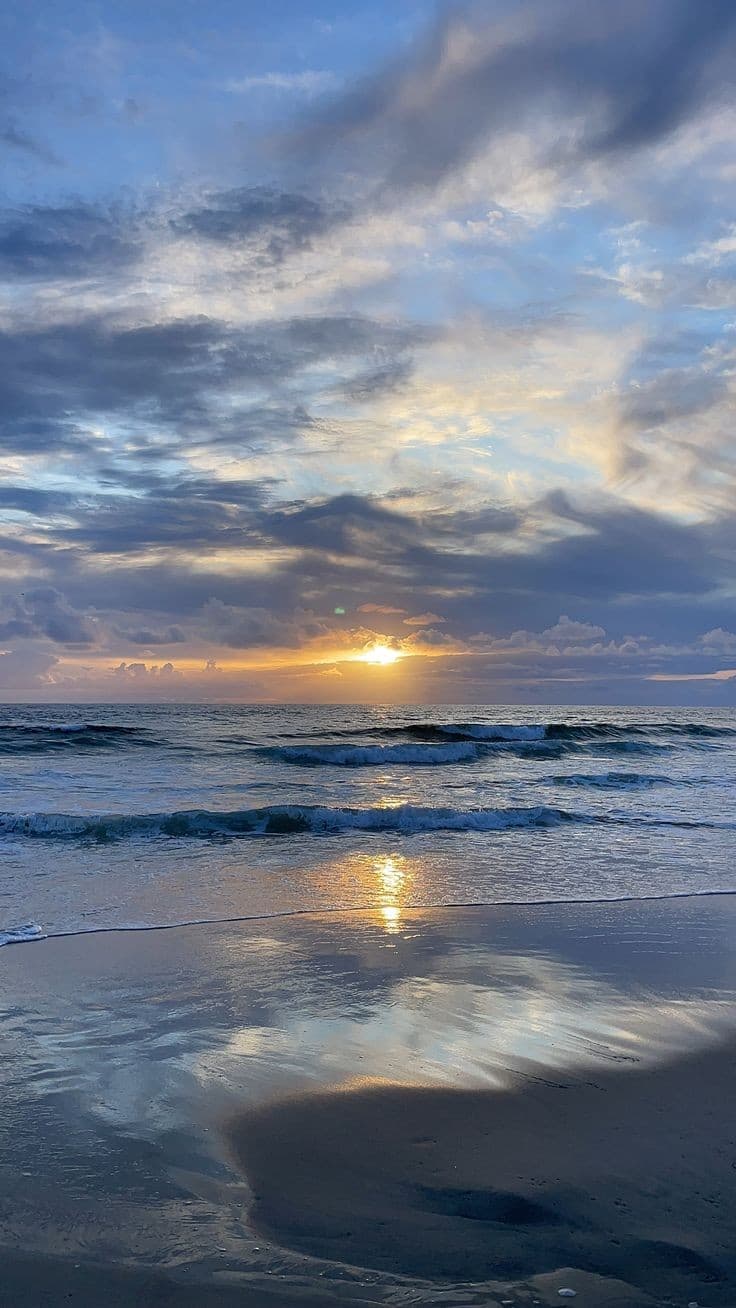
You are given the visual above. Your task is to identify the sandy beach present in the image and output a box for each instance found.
[2,895,736,1306]
[229,1047,736,1301]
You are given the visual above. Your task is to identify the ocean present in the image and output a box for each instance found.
[4,702,736,1305]
[2,702,735,947]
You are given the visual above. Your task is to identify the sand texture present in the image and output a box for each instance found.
[229,1045,736,1302]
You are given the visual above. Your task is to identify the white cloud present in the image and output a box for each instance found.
[225,71,338,95]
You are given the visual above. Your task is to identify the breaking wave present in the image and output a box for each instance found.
[278,723,547,743]
[1,802,732,842]
[270,738,681,766]
[279,720,735,745]
[0,802,581,841]
[268,734,675,766]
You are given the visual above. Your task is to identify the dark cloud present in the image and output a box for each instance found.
[290,0,736,194]
[173,187,349,262]
[0,588,96,646]
[492,491,716,627]
[426,504,521,539]
[340,358,414,402]
[0,203,140,281]
[0,486,74,515]
[57,475,275,554]
[5,478,736,673]
[202,599,330,649]
[112,660,180,681]
[112,625,186,645]
[259,492,427,560]
[619,368,728,434]
[245,490,736,645]
[0,312,426,455]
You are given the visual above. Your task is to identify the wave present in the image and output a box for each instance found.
[0,802,581,841]
[279,720,735,745]
[548,771,673,790]
[278,723,546,743]
[0,723,155,755]
[270,738,676,767]
[2,802,731,842]
[580,739,673,755]
[270,741,487,767]
[428,724,547,741]
[545,722,733,741]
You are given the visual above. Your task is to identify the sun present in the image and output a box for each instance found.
[359,642,402,666]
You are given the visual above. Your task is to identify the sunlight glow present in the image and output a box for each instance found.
[359,642,402,666]
[376,855,406,934]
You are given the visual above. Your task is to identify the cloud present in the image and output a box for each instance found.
[0,486,72,515]
[357,603,406,616]
[0,644,59,690]
[649,668,736,682]
[226,71,338,95]
[400,626,459,652]
[699,628,736,654]
[0,311,427,456]
[1,0,735,703]
[56,475,275,555]
[9,485,733,667]
[0,588,97,647]
[587,333,736,507]
[403,612,446,626]
[0,203,140,281]
[541,616,606,644]
[172,187,349,263]
[289,0,736,197]
[112,660,180,679]
[112,625,186,645]
[201,599,333,650]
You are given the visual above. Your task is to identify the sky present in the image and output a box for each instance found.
[1,0,736,704]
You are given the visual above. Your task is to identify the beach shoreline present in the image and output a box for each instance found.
[2,895,736,1305]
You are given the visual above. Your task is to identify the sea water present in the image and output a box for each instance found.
[1,702,735,944]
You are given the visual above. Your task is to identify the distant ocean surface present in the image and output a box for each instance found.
[1,703,735,945]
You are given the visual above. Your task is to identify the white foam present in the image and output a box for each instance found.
[441,724,547,741]
[0,921,46,947]
[0,803,578,840]
[277,803,573,833]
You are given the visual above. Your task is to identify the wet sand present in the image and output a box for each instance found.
[228,1044,736,1302]
[0,1249,660,1307]
[3,895,736,1305]
[0,1251,375,1307]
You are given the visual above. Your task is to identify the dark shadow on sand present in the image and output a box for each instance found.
[227,1045,736,1302]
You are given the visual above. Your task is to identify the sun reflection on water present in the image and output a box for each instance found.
[375,854,408,933]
